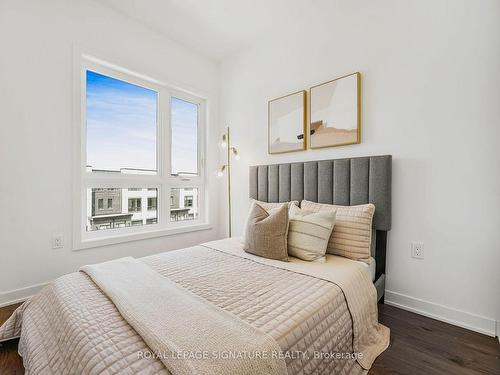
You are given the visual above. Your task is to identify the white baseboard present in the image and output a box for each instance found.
[0,282,50,308]
[385,290,497,337]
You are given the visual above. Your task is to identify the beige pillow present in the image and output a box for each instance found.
[300,200,375,261]
[243,202,289,261]
[251,200,299,212]
[287,205,336,262]
[242,200,297,241]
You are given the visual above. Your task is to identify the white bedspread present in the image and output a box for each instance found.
[204,238,390,370]
[80,257,287,375]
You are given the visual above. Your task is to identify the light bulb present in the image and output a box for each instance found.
[219,141,227,149]
[234,154,241,161]
[216,170,224,178]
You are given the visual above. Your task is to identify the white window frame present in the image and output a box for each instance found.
[72,53,209,250]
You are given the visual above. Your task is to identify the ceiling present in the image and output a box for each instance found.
[100,0,312,61]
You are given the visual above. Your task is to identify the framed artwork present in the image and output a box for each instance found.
[268,90,306,154]
[309,72,360,148]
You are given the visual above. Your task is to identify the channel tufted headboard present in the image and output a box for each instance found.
[249,155,392,301]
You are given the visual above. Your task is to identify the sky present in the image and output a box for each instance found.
[86,70,198,175]
[171,97,198,175]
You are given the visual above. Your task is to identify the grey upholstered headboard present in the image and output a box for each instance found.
[249,155,392,300]
[249,155,391,231]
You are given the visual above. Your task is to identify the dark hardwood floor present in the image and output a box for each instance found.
[372,304,500,375]
[0,302,498,374]
[0,303,24,375]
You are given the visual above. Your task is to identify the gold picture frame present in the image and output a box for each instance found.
[309,72,361,149]
[268,90,307,154]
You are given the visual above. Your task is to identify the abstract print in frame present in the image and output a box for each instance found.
[309,72,360,148]
[268,90,307,154]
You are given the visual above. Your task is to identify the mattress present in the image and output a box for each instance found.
[0,241,387,375]
[359,257,376,282]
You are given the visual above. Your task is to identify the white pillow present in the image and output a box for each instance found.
[287,205,336,262]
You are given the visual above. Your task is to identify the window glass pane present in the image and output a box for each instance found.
[86,188,158,231]
[147,197,157,211]
[86,70,157,174]
[170,188,198,222]
[171,97,198,176]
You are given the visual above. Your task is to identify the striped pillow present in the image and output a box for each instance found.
[287,205,336,262]
[300,200,375,262]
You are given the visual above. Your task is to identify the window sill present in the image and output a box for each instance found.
[73,223,212,251]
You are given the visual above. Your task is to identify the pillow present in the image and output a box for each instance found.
[300,200,375,261]
[287,205,336,262]
[243,202,289,261]
[242,200,298,242]
[251,200,299,212]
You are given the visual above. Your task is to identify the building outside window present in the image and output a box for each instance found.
[87,188,156,231]
[170,188,198,222]
[87,188,132,231]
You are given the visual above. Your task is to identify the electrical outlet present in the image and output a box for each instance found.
[52,234,64,249]
[411,241,424,259]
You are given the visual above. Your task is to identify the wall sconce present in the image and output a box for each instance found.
[216,126,240,237]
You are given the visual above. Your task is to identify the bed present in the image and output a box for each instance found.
[0,155,392,375]
[249,155,392,302]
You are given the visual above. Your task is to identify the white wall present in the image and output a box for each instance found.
[0,0,223,305]
[218,0,500,335]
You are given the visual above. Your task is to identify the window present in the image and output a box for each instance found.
[171,97,198,176]
[86,70,157,174]
[148,197,157,211]
[128,198,141,212]
[74,55,207,249]
[86,188,158,232]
